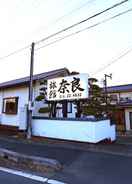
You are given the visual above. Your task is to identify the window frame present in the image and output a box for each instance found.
[2,97,19,115]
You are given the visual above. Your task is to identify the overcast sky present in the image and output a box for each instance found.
[0,0,132,86]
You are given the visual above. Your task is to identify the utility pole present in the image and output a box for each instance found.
[27,42,35,139]
[104,73,112,106]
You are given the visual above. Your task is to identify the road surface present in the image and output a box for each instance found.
[0,151,132,184]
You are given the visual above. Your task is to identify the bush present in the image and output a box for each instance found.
[35,95,45,101]
[38,107,51,113]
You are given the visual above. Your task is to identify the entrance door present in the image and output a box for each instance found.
[112,109,125,131]
[129,112,132,129]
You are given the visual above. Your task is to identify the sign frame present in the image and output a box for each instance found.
[47,74,89,101]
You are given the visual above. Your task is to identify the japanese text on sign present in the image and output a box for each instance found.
[47,74,89,101]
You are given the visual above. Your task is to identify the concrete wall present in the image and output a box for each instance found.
[32,118,116,143]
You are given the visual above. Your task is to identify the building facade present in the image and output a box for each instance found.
[0,69,116,142]
[0,68,73,131]
[107,84,132,132]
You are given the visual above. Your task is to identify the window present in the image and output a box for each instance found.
[2,97,18,114]
[110,94,118,101]
[67,102,72,113]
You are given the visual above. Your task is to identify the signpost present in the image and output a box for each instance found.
[47,74,89,101]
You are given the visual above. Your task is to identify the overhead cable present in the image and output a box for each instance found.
[0,0,129,61]
[36,0,128,44]
[36,8,132,51]
[0,45,30,61]
[33,0,96,34]
[92,46,132,75]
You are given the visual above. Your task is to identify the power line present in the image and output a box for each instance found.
[55,0,96,21]
[36,8,132,51]
[92,46,132,75]
[0,0,96,62]
[14,0,96,53]
[0,0,128,62]
[32,0,96,34]
[0,45,30,61]
[48,0,96,24]
[36,0,128,44]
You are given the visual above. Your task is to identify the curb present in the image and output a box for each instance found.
[0,148,62,172]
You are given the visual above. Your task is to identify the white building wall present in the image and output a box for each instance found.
[0,86,29,126]
[0,80,44,127]
[0,81,78,127]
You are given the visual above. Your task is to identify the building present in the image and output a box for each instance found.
[0,68,116,143]
[0,68,71,133]
[107,84,132,132]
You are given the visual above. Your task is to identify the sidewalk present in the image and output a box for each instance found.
[116,135,132,145]
[0,134,132,164]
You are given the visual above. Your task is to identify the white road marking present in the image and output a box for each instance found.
[48,179,66,184]
[0,167,48,182]
[0,167,67,184]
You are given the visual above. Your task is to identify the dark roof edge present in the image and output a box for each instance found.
[106,83,132,93]
[107,83,132,89]
[0,67,70,89]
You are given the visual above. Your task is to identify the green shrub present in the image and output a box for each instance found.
[38,107,50,113]
[35,95,45,101]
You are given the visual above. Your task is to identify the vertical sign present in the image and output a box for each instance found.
[47,74,89,101]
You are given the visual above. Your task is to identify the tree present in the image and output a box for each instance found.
[35,80,57,118]
[81,77,115,119]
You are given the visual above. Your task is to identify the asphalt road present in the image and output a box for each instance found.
[0,151,132,184]
[53,151,132,184]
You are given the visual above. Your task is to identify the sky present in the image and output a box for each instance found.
[0,0,132,87]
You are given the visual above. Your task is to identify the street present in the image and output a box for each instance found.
[53,151,132,184]
[0,150,132,184]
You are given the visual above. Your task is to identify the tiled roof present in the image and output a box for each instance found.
[0,68,70,89]
[107,84,132,93]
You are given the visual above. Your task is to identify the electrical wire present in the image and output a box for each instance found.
[33,0,96,31]
[0,0,129,62]
[32,0,96,32]
[0,45,30,61]
[36,0,128,44]
[36,8,132,51]
[92,46,132,75]
[53,0,96,21]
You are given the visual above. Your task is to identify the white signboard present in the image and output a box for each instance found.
[47,74,89,101]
